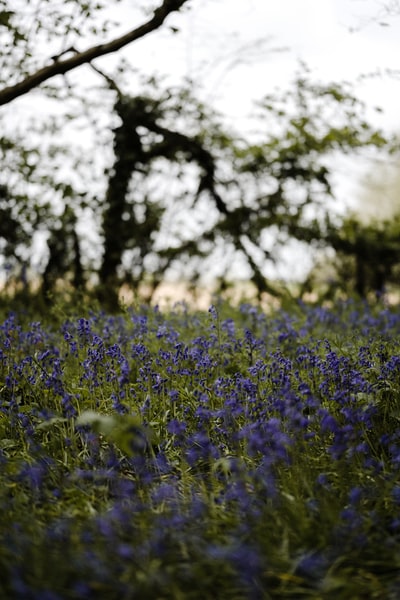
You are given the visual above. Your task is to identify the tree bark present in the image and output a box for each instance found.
[0,0,189,106]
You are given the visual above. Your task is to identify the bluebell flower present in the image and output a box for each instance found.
[167,419,187,436]
[117,359,130,387]
[185,431,220,466]
[221,318,236,337]
[392,486,400,505]
[208,304,218,321]
[77,317,92,341]
[61,393,77,418]
[348,486,363,505]
[294,550,329,581]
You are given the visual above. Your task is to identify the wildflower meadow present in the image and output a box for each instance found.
[1,298,400,598]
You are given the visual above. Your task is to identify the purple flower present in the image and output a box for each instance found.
[185,432,219,466]
[295,551,329,581]
[167,419,187,436]
[319,409,339,434]
[208,304,218,321]
[118,359,130,386]
[61,393,77,418]
[392,486,400,505]
[77,317,91,339]
[348,486,363,505]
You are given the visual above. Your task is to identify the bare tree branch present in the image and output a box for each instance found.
[0,0,189,106]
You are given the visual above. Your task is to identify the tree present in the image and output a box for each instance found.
[0,0,192,296]
[203,76,395,296]
[328,216,400,297]
[306,160,400,299]
[0,1,398,305]
[42,206,84,295]
[90,72,234,305]
[91,72,396,305]
[0,0,190,105]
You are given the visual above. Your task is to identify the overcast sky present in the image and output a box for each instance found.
[119,0,400,132]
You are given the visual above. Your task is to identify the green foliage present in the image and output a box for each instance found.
[328,215,400,297]
[76,410,155,456]
[0,0,123,86]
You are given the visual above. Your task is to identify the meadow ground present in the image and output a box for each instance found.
[1,297,400,598]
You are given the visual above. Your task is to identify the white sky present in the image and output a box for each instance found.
[113,1,400,198]
[117,0,400,132]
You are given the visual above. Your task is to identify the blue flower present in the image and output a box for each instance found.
[167,419,187,436]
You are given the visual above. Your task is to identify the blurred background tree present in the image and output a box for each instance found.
[304,160,400,301]
[0,0,399,308]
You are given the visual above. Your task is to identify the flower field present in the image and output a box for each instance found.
[1,299,400,598]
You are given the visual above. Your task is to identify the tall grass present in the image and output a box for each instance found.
[1,298,400,598]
